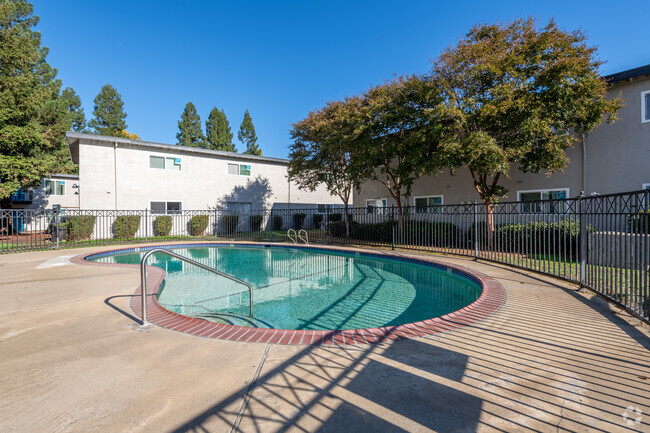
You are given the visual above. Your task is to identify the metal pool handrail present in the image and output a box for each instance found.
[298,229,309,244]
[287,229,297,244]
[139,248,253,326]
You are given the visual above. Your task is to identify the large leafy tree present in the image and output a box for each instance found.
[238,109,261,155]
[176,101,205,147]
[431,18,621,234]
[357,75,443,228]
[206,107,236,151]
[0,0,72,207]
[60,87,86,132]
[289,96,368,235]
[89,84,127,136]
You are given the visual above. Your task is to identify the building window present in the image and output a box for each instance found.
[643,91,650,123]
[226,202,252,214]
[150,201,182,214]
[44,180,65,196]
[150,155,181,170]
[227,163,251,176]
[414,196,443,214]
[518,188,568,213]
[366,198,387,214]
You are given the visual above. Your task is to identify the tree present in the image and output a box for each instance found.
[289,96,368,236]
[206,107,236,151]
[238,109,261,155]
[431,18,622,239]
[357,75,443,230]
[0,0,72,208]
[115,130,141,140]
[88,84,127,136]
[60,87,86,132]
[176,102,205,147]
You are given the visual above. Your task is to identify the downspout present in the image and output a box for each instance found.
[581,133,587,195]
[114,141,118,210]
[287,177,291,210]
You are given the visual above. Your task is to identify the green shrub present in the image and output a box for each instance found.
[114,215,141,239]
[249,214,263,232]
[628,210,650,234]
[329,212,342,222]
[313,214,324,227]
[401,220,459,247]
[293,213,307,230]
[66,215,96,241]
[222,215,239,234]
[190,214,210,236]
[273,215,283,231]
[153,215,173,236]
[329,220,350,237]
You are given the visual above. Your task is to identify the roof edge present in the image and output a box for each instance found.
[604,64,650,84]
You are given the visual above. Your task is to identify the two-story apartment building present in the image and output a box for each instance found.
[55,132,335,212]
[354,64,650,210]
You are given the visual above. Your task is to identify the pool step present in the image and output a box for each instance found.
[188,312,272,328]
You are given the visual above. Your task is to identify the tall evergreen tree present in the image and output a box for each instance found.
[205,107,236,152]
[60,87,86,132]
[238,109,261,155]
[88,84,127,136]
[0,0,72,207]
[176,102,205,147]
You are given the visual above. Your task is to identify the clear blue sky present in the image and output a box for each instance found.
[32,0,650,158]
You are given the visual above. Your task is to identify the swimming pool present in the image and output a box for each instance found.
[83,243,504,344]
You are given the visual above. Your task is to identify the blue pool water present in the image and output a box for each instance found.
[89,245,482,330]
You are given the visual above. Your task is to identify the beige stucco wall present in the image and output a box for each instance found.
[77,139,335,211]
[355,75,650,207]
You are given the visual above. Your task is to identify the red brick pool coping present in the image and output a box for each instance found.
[72,242,506,345]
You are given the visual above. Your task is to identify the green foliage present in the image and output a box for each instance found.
[289,97,367,210]
[628,210,650,234]
[431,17,622,204]
[60,87,87,132]
[272,215,283,231]
[66,215,96,241]
[249,214,263,232]
[114,215,141,239]
[153,215,172,236]
[89,84,127,136]
[189,214,209,236]
[177,102,205,147]
[223,215,239,234]
[313,214,323,226]
[206,107,236,151]
[0,0,73,203]
[403,220,461,247]
[329,212,342,222]
[239,109,261,155]
[293,213,306,230]
[329,220,348,237]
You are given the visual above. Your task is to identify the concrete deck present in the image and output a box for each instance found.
[0,244,649,432]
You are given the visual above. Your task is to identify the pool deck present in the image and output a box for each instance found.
[1,243,649,432]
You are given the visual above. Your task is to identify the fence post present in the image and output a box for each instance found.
[214,208,218,240]
[473,200,478,260]
[54,208,59,250]
[579,191,586,292]
[144,208,148,243]
[326,206,330,245]
[391,206,395,250]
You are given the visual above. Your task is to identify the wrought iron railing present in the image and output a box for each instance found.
[1,188,648,321]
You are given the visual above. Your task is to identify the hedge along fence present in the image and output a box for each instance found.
[313,214,324,227]
[272,215,283,231]
[189,215,209,236]
[153,215,173,236]
[628,210,650,234]
[293,213,307,230]
[66,215,96,241]
[222,215,239,234]
[249,214,263,232]
[114,215,141,239]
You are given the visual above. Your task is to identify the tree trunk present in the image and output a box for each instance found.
[483,200,495,250]
[395,193,404,244]
[344,202,350,237]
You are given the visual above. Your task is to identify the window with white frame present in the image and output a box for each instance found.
[227,163,251,176]
[150,155,181,170]
[150,201,182,214]
[518,188,568,213]
[642,90,650,123]
[414,195,443,214]
[44,179,65,196]
[366,198,387,214]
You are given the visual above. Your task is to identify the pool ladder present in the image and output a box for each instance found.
[139,248,253,326]
[287,229,309,244]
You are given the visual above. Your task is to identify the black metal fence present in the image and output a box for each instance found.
[2,189,648,321]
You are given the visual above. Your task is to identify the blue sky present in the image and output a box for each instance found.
[33,0,650,158]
